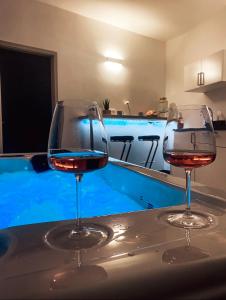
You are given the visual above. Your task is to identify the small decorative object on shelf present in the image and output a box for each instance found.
[110,108,117,115]
[158,97,168,118]
[145,110,158,117]
[102,98,111,115]
[178,112,184,129]
[117,110,124,116]
[168,102,178,120]
[123,99,131,115]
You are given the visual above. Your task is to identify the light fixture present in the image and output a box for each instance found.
[105,57,123,64]
[104,56,123,72]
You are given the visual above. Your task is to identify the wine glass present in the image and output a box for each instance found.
[45,100,109,250]
[163,104,216,229]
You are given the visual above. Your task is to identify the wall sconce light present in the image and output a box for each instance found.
[105,57,123,64]
[104,57,123,71]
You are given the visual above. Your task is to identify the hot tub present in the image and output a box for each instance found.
[1,157,226,300]
[0,156,184,229]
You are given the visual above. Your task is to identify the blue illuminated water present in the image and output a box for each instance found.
[0,169,143,229]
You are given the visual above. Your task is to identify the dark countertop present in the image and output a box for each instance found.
[213,120,226,131]
[103,116,226,130]
[1,163,226,299]
[103,114,167,120]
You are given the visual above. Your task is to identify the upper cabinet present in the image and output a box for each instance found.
[184,50,226,92]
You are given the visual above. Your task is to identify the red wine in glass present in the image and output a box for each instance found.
[163,105,216,229]
[164,150,216,168]
[49,151,108,173]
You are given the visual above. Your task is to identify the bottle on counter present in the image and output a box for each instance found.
[177,112,184,129]
[168,102,178,121]
[158,97,168,117]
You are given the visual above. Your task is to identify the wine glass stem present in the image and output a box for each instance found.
[75,174,83,230]
[72,250,82,267]
[185,228,191,248]
[185,169,192,216]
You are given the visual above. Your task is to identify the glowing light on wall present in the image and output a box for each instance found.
[104,57,123,72]
[98,49,126,83]
[104,50,123,61]
[102,49,124,72]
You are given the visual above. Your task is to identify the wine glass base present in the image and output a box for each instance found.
[161,211,214,229]
[44,222,112,251]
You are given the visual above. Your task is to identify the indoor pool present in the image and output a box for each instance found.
[0,157,185,229]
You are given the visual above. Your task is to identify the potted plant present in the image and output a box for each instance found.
[102,98,111,115]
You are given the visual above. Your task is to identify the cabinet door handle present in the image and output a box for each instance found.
[200,72,205,85]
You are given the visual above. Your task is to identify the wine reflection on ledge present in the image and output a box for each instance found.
[50,250,108,291]
[162,229,210,265]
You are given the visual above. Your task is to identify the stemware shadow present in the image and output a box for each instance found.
[162,228,210,264]
[50,250,108,291]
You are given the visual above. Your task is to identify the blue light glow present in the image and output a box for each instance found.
[0,159,180,230]
[103,118,166,127]
[81,119,99,125]
[81,118,166,127]
[0,168,143,229]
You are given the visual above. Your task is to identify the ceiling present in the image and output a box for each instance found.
[38,0,226,41]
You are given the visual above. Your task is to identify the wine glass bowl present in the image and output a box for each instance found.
[163,105,216,229]
[48,100,108,174]
[46,100,109,250]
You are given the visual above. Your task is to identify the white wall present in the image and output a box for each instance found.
[166,8,226,191]
[0,0,165,115]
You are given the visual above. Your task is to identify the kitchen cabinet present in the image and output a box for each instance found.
[184,50,226,92]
